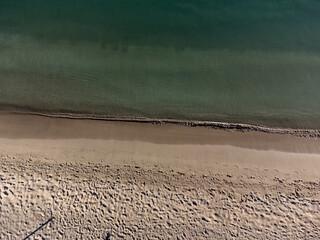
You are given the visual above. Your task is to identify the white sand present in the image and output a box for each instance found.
[0,113,319,239]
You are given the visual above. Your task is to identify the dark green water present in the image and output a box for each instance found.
[1,0,320,128]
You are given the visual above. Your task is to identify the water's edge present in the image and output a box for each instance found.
[4,110,319,139]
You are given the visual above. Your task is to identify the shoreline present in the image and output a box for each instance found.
[1,111,320,154]
[0,111,320,180]
[3,110,320,138]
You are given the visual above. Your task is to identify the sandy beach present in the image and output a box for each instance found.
[2,1,320,239]
[0,113,319,239]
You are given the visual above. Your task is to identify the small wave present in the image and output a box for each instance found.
[2,109,319,139]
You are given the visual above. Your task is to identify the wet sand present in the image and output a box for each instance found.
[0,113,319,239]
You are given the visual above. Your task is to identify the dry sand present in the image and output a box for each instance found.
[0,113,319,239]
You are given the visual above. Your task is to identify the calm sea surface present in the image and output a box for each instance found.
[0,0,320,129]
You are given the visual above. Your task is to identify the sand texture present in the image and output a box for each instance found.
[0,113,320,239]
[1,157,319,239]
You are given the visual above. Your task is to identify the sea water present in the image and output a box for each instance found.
[0,0,320,129]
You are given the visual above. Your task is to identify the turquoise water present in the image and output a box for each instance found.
[0,1,320,128]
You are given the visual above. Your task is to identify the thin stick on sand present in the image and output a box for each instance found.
[23,217,55,240]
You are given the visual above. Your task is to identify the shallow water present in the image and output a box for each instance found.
[0,1,320,129]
